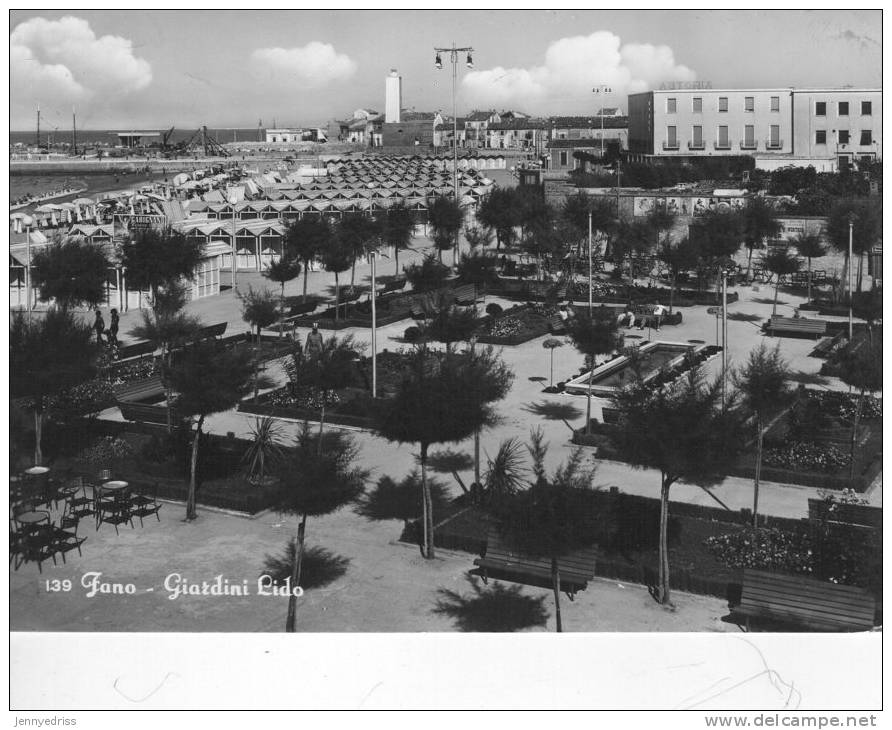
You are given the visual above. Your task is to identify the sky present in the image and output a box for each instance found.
[9,9,883,130]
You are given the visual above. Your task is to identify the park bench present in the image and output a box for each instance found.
[194,322,228,340]
[379,278,406,295]
[766,315,827,339]
[288,300,318,316]
[548,313,567,334]
[452,283,477,305]
[724,569,876,632]
[471,528,598,600]
[118,400,183,425]
[115,375,165,403]
[807,499,882,529]
[114,340,156,361]
[810,330,846,358]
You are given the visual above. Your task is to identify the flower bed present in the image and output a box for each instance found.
[475,304,552,346]
[763,441,850,472]
[239,385,386,429]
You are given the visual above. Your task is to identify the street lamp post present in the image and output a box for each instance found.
[228,194,239,292]
[848,215,854,341]
[435,43,474,266]
[592,86,612,160]
[587,211,593,316]
[23,216,33,324]
[721,268,730,409]
[371,248,378,399]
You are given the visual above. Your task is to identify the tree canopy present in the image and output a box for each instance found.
[30,238,111,309]
[119,226,205,301]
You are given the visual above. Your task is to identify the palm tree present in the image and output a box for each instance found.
[273,428,368,632]
[262,256,301,334]
[733,344,790,527]
[238,285,280,401]
[612,366,742,604]
[794,233,827,304]
[242,416,286,486]
[379,200,416,276]
[167,342,258,521]
[567,309,624,435]
[761,248,802,316]
[10,307,97,465]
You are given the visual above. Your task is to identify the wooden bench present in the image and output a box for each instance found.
[471,529,598,600]
[115,376,165,403]
[766,316,827,339]
[114,340,156,361]
[452,283,477,305]
[547,313,567,334]
[379,278,406,295]
[725,569,876,632]
[288,301,318,316]
[807,499,882,529]
[194,322,227,340]
[118,401,184,425]
[810,330,846,358]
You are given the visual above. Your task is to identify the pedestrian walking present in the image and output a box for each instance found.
[108,308,120,346]
[305,322,324,358]
[93,309,105,345]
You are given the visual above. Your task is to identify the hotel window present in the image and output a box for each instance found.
[838,101,849,116]
[838,130,850,144]
[667,98,677,113]
[743,125,755,148]
[692,97,703,113]
[718,97,728,112]
[666,126,678,148]
[559,151,568,166]
[769,125,780,148]
[744,97,755,112]
[717,125,729,148]
[770,96,780,112]
[860,130,872,146]
[815,101,826,116]
[691,125,703,148]
[861,101,872,115]
[815,130,827,145]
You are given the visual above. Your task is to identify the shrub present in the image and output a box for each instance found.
[76,436,135,466]
[704,526,814,574]
[763,440,850,472]
[404,325,423,343]
[485,303,503,317]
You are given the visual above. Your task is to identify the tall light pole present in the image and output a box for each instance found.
[228,193,239,292]
[587,211,593,316]
[848,214,855,341]
[721,268,729,409]
[370,247,378,399]
[435,43,474,266]
[22,215,33,323]
[592,86,612,160]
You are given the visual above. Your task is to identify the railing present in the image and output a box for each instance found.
[687,141,705,150]
[714,141,731,150]
[662,141,680,150]
[765,139,783,149]
[740,141,758,150]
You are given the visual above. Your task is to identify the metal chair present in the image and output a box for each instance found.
[96,489,134,535]
[130,483,163,527]
[52,509,88,563]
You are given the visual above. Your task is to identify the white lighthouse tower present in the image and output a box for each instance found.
[385,69,402,123]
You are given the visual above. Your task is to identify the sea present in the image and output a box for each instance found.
[9,128,266,203]
[9,128,267,148]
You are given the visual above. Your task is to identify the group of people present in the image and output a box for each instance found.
[617,302,667,331]
[93,308,120,347]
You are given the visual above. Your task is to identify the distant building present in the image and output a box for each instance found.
[626,87,881,170]
[265,128,326,144]
[385,69,402,123]
[381,112,441,147]
[485,118,549,153]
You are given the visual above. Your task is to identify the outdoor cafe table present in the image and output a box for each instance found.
[100,481,129,492]
[15,511,50,525]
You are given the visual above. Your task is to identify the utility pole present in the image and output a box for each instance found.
[371,249,377,399]
[721,270,728,409]
[588,211,593,316]
[592,86,612,160]
[72,107,77,156]
[36,105,41,149]
[848,215,854,341]
[435,43,474,267]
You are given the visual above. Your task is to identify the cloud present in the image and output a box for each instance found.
[833,29,880,49]
[250,42,356,87]
[10,15,152,104]
[461,30,696,113]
